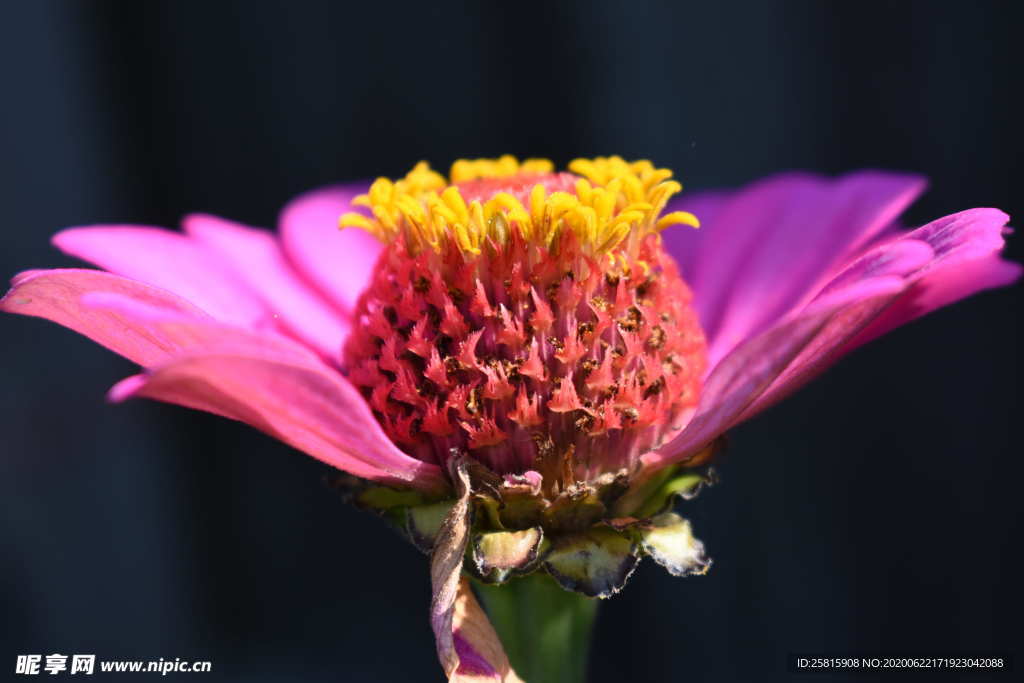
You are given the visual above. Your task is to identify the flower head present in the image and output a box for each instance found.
[341,156,705,484]
[2,156,1018,681]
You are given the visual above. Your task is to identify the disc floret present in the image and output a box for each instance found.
[343,156,706,477]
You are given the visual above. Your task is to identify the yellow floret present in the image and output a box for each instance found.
[340,155,698,256]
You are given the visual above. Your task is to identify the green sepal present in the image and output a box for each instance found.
[379,506,409,535]
[615,465,715,518]
[542,526,639,598]
[542,486,607,532]
[355,485,429,510]
[473,493,506,531]
[635,470,708,517]
[405,499,457,553]
[472,526,545,583]
[496,486,546,529]
[637,512,710,577]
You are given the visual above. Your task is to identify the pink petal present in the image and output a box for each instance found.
[649,206,1017,469]
[81,289,320,363]
[644,276,907,469]
[53,225,272,330]
[1,268,319,368]
[182,213,350,360]
[0,269,220,366]
[848,209,1021,348]
[740,208,1017,419]
[111,349,446,493]
[2,273,436,488]
[662,171,927,366]
[278,183,382,315]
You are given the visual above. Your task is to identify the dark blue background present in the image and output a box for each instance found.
[1,1,1020,681]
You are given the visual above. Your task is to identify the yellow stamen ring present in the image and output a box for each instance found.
[340,155,699,257]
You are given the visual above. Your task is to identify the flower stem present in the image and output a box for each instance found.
[473,573,598,683]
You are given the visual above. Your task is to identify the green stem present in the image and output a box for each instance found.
[473,573,598,683]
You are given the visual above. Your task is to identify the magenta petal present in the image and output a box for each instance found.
[739,208,1018,419]
[81,289,320,363]
[182,213,350,360]
[11,269,49,286]
[2,273,435,488]
[645,277,907,469]
[848,209,1021,348]
[663,171,927,365]
[53,225,273,330]
[84,294,437,487]
[854,254,1021,348]
[278,183,382,314]
[651,205,1017,468]
[0,269,218,366]
[0,268,318,368]
[112,350,446,492]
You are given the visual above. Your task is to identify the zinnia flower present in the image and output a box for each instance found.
[3,156,1017,682]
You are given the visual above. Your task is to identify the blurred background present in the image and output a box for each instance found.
[1,1,1020,681]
